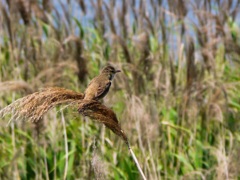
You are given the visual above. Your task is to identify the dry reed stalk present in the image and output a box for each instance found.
[150,0,157,22]
[60,1,72,30]
[168,0,187,35]
[138,0,146,31]
[169,57,176,92]
[143,13,155,35]
[186,37,197,90]
[91,0,105,35]
[159,12,167,45]
[97,0,105,35]
[1,5,13,50]
[129,148,147,180]
[117,0,127,38]
[130,0,138,26]
[104,2,116,34]
[61,110,68,180]
[17,0,30,25]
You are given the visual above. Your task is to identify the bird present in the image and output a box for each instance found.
[83,65,121,101]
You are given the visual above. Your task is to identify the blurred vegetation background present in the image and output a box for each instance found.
[0,0,240,179]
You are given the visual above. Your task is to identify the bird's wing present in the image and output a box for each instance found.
[95,81,111,99]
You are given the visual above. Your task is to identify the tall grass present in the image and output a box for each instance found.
[0,0,240,179]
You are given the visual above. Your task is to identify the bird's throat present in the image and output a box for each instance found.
[109,74,114,80]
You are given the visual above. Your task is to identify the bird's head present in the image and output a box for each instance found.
[101,65,121,80]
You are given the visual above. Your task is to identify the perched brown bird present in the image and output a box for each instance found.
[84,65,121,101]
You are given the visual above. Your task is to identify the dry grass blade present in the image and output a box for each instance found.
[0,87,83,123]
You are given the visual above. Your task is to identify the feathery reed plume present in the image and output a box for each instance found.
[97,0,105,35]
[31,1,48,23]
[133,31,149,53]
[168,0,187,36]
[0,81,33,94]
[115,35,132,63]
[78,0,86,14]
[134,32,152,79]
[78,100,128,144]
[186,37,197,89]
[42,0,52,13]
[63,35,88,83]
[0,87,83,123]
[17,0,30,25]
[78,100,147,180]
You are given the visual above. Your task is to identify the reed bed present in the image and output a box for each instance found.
[0,0,240,179]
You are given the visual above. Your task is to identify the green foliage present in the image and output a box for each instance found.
[73,17,85,39]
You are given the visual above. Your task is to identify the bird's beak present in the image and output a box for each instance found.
[115,70,121,73]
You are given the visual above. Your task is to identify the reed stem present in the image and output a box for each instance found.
[128,145,147,180]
